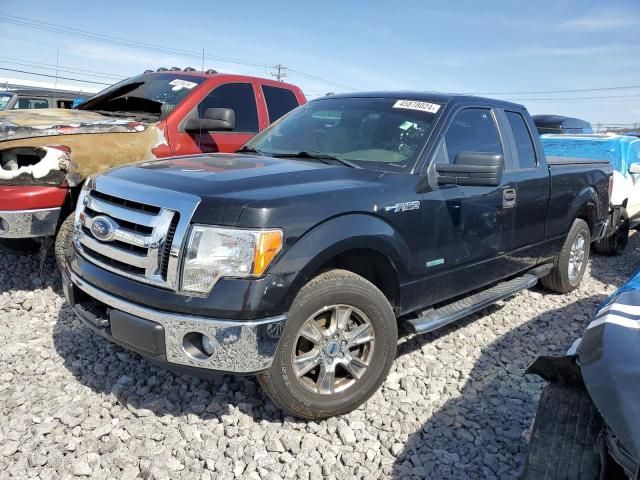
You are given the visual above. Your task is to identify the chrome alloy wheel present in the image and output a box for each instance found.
[568,232,586,282]
[291,304,375,395]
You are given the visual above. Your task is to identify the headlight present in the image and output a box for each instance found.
[180,226,283,294]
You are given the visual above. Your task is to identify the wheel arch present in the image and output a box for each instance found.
[571,186,602,238]
[270,214,408,313]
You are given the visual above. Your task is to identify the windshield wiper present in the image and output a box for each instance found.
[235,145,264,156]
[272,151,360,168]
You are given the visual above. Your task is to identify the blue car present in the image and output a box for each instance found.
[524,268,640,478]
[542,134,640,256]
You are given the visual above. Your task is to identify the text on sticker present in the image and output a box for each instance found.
[393,100,441,114]
[169,79,198,90]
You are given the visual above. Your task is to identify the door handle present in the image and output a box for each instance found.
[502,188,517,208]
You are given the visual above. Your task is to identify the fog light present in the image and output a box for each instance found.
[202,334,216,355]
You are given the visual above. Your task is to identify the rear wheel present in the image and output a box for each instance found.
[258,269,397,419]
[541,219,590,293]
[523,384,603,480]
[594,209,629,256]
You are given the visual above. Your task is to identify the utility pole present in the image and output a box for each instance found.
[272,64,286,82]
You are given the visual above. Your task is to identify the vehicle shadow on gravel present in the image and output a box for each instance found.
[391,240,640,479]
[51,301,284,424]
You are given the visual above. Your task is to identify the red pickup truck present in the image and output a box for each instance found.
[0,71,305,262]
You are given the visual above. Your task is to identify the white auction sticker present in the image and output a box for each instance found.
[393,99,441,114]
[169,79,198,91]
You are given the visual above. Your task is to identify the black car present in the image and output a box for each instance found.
[61,92,611,418]
[533,114,593,135]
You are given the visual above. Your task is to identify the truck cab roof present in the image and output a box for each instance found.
[320,91,526,110]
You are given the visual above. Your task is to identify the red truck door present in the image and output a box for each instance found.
[170,81,261,155]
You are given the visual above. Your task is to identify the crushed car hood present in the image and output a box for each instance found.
[0,109,167,187]
[0,108,148,142]
[579,269,640,465]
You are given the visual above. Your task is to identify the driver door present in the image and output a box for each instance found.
[172,82,259,155]
[414,107,515,308]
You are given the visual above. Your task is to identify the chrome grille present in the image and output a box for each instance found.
[74,175,200,291]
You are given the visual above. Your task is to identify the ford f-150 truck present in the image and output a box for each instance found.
[0,71,305,264]
[61,92,611,419]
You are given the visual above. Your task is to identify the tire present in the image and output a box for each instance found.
[594,210,629,256]
[541,219,590,293]
[522,384,603,480]
[258,269,397,419]
[55,213,75,271]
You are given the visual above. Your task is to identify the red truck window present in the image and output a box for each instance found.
[262,85,300,123]
[198,83,258,133]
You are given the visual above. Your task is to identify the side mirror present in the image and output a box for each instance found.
[436,152,503,186]
[630,163,640,175]
[184,107,235,132]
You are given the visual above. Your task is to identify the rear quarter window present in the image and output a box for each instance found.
[262,85,300,123]
[506,111,537,169]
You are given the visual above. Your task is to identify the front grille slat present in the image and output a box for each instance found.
[79,231,149,268]
[85,195,159,228]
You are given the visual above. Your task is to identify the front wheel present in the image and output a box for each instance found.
[258,269,397,419]
[541,218,590,293]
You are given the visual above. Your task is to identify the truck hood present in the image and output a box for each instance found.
[105,154,386,226]
[0,108,150,142]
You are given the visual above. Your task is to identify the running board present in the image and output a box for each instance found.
[407,274,538,334]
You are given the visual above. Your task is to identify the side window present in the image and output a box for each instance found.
[198,83,258,133]
[13,97,49,109]
[443,108,502,163]
[262,85,299,123]
[506,111,537,169]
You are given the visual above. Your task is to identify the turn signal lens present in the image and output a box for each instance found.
[254,230,284,275]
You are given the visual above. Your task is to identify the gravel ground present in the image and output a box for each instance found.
[1,233,638,480]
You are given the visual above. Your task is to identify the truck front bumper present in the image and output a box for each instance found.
[62,270,286,374]
[0,207,61,238]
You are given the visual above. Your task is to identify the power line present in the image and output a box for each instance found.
[0,56,124,80]
[467,85,640,95]
[0,14,276,68]
[0,67,112,85]
[508,94,640,101]
[0,13,358,92]
[287,68,358,91]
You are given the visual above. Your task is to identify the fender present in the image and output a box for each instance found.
[270,213,411,309]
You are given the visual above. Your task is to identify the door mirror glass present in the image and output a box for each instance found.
[436,152,503,186]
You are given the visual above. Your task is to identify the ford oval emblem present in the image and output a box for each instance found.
[90,216,117,242]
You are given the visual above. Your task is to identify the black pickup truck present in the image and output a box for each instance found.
[61,92,611,419]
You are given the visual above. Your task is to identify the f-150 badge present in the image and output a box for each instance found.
[384,201,420,213]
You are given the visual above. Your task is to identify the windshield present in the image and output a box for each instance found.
[246,97,440,172]
[0,93,13,110]
[79,73,205,119]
